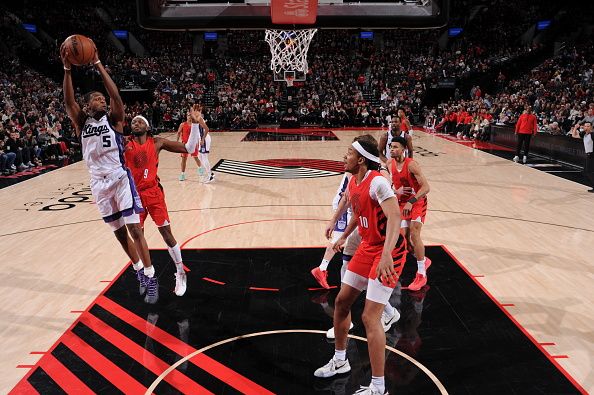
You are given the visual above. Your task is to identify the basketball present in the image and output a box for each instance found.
[62,34,95,66]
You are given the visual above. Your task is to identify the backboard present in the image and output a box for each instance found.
[137,0,449,30]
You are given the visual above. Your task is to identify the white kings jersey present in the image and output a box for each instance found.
[81,114,126,177]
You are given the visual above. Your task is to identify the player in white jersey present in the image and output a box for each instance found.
[378,117,413,163]
[197,117,214,183]
[60,42,200,304]
[311,173,352,289]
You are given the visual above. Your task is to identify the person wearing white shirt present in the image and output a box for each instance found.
[571,121,594,193]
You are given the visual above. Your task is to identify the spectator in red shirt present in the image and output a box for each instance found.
[514,106,538,164]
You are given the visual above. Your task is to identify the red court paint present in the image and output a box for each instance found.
[202,277,226,285]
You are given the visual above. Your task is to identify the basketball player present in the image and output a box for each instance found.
[311,173,351,289]
[315,135,407,395]
[378,117,413,163]
[177,112,202,181]
[60,43,199,304]
[398,108,412,134]
[387,136,431,291]
[124,107,204,297]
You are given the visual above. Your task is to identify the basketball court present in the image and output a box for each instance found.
[2,0,593,393]
[2,128,592,394]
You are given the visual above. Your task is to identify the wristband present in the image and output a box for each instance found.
[63,66,71,71]
[93,60,101,65]
[408,197,418,204]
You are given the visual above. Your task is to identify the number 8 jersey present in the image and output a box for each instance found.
[81,114,127,177]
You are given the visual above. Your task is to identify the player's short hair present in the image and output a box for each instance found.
[390,136,408,147]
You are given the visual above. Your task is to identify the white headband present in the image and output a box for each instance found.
[352,141,380,163]
[132,115,150,127]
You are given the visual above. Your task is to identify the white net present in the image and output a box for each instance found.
[265,29,317,79]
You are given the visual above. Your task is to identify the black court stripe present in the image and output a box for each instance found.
[215,164,337,175]
[89,304,232,394]
[51,342,123,394]
[28,367,67,394]
[70,321,179,394]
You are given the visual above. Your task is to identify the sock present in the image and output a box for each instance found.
[334,349,346,361]
[180,172,185,176]
[144,265,155,278]
[383,302,395,317]
[132,260,143,271]
[417,258,426,276]
[319,259,330,271]
[200,153,211,175]
[167,244,184,273]
[371,376,385,393]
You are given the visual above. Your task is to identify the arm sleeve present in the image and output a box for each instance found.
[369,176,395,204]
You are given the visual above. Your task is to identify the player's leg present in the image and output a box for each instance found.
[180,154,188,181]
[314,279,362,378]
[158,225,187,296]
[407,202,430,292]
[200,135,214,183]
[312,227,342,289]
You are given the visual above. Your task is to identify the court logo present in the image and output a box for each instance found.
[212,158,344,179]
[16,183,93,211]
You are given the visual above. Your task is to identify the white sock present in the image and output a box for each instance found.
[144,265,155,278]
[334,349,346,361]
[167,244,184,273]
[200,153,211,175]
[417,258,426,276]
[383,302,395,317]
[132,260,143,271]
[371,376,385,393]
[180,172,185,176]
[319,259,330,271]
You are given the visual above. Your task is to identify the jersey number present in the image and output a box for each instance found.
[102,135,112,148]
[143,169,149,179]
[359,216,369,228]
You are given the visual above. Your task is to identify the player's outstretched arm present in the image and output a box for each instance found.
[91,42,125,128]
[60,45,84,136]
[156,137,192,154]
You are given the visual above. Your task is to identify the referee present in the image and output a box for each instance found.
[571,121,594,193]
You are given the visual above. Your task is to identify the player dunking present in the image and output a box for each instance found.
[124,107,203,297]
[378,117,413,163]
[387,136,431,291]
[315,135,407,395]
[61,42,164,303]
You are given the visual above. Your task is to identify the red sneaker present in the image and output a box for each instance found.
[311,267,330,289]
[407,273,427,291]
[424,257,432,271]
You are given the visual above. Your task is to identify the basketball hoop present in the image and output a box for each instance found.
[265,29,317,83]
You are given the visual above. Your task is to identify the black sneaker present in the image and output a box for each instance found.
[588,189,594,193]
[136,269,147,295]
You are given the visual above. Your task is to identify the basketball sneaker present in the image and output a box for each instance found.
[144,276,159,304]
[353,384,388,394]
[523,155,527,164]
[174,272,187,296]
[179,173,186,181]
[311,267,330,289]
[513,155,519,163]
[326,322,354,339]
[407,257,431,292]
[136,269,147,295]
[204,173,215,184]
[314,356,351,378]
[381,308,400,332]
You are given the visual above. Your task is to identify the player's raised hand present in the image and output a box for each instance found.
[189,104,203,123]
[60,43,71,69]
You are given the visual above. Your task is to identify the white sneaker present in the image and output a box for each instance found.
[314,356,351,378]
[204,173,215,184]
[381,309,400,332]
[522,155,527,164]
[326,322,354,339]
[353,383,388,394]
[174,272,187,296]
[513,156,519,163]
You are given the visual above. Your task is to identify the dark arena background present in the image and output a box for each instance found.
[1,0,593,394]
